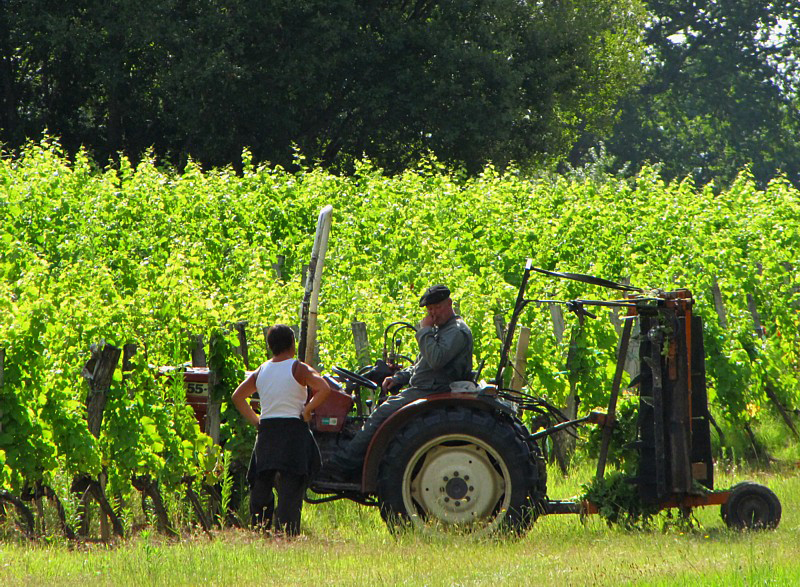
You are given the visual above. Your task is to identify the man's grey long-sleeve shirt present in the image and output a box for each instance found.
[393,315,473,392]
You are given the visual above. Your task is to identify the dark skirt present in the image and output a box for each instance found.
[246,417,321,487]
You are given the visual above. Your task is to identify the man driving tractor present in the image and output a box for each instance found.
[325,284,474,481]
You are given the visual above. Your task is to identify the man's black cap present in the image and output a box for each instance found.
[419,284,450,307]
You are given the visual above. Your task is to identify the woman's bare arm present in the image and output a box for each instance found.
[231,369,260,427]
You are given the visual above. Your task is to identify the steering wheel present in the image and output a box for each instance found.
[332,366,379,390]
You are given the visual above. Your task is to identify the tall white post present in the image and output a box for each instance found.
[299,205,333,368]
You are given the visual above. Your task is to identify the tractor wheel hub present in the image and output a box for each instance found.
[407,438,506,525]
[446,477,469,499]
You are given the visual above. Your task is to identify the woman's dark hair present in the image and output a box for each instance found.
[266,324,295,356]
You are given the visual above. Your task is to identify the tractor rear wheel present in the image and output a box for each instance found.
[377,407,540,534]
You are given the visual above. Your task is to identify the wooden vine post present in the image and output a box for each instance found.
[608,294,640,380]
[553,306,584,475]
[547,303,570,473]
[710,276,728,329]
[191,334,207,367]
[509,326,531,395]
[235,321,250,369]
[206,331,222,445]
[351,321,371,368]
[183,333,217,535]
[271,255,285,279]
[84,342,121,439]
[493,314,506,343]
[77,341,125,539]
[549,303,566,346]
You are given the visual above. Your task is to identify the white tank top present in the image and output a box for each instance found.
[256,359,308,420]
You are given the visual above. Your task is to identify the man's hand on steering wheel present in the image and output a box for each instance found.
[381,376,397,394]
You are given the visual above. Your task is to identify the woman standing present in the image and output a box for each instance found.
[231,324,331,535]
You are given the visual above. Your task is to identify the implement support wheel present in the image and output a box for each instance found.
[721,481,781,530]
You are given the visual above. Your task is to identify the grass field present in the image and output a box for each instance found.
[1,464,797,586]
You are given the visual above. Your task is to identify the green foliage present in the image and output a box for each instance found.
[0,450,9,488]
[586,395,640,471]
[101,353,220,495]
[0,140,799,517]
[218,450,234,527]
[583,397,653,529]
[582,472,659,529]
[209,328,254,466]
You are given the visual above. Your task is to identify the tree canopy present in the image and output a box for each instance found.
[0,0,645,172]
[601,0,800,188]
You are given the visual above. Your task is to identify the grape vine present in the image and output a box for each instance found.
[0,139,798,538]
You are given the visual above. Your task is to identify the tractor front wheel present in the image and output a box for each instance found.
[377,407,539,534]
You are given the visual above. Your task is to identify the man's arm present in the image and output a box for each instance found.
[383,363,414,393]
[231,369,260,428]
[415,325,469,370]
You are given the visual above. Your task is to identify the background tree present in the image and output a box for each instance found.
[0,0,646,172]
[0,1,169,159]
[598,0,800,188]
